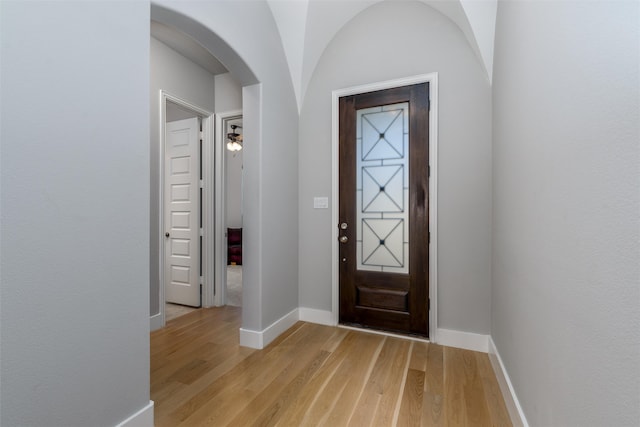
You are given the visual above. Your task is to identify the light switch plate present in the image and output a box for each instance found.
[313,197,329,209]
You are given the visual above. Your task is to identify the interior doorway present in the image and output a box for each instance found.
[215,111,244,307]
[160,93,215,324]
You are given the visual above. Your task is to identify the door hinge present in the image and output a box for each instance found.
[428,298,431,311]
[199,228,204,237]
[428,232,431,244]
[428,165,431,177]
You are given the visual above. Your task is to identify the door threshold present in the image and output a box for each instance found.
[338,324,430,343]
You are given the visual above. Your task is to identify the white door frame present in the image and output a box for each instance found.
[213,110,243,307]
[331,73,439,341]
[159,90,215,326]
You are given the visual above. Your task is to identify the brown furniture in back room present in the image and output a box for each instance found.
[227,228,242,265]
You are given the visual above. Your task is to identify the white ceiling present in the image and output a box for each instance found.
[267,0,497,111]
[151,0,497,112]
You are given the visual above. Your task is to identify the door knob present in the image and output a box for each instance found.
[165,232,170,238]
[339,235,348,243]
[340,222,348,230]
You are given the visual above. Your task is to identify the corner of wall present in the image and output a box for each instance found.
[240,308,299,349]
[299,307,335,326]
[115,401,154,427]
[488,337,529,427]
[436,328,489,353]
[149,313,163,332]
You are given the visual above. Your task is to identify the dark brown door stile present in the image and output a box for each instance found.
[339,83,429,337]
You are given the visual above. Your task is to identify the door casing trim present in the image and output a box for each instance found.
[331,73,439,342]
[159,90,215,327]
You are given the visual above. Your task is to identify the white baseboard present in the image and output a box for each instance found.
[115,400,154,427]
[299,308,335,326]
[339,324,430,343]
[239,327,263,349]
[488,337,529,427]
[240,308,300,349]
[436,328,489,353]
[149,313,163,332]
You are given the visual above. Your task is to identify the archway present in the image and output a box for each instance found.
[149,3,261,334]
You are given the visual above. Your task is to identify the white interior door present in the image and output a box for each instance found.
[165,117,201,307]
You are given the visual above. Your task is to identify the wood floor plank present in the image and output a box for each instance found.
[227,349,331,427]
[348,337,411,426]
[225,324,336,425]
[475,352,513,427]
[320,327,349,352]
[284,332,384,426]
[409,341,430,372]
[397,368,425,427]
[444,346,468,426]
[153,347,254,425]
[151,380,185,413]
[378,340,412,426]
[150,308,513,427]
[423,343,444,427]
[270,340,348,426]
[167,358,212,386]
[460,349,492,426]
[176,322,329,426]
[320,334,387,426]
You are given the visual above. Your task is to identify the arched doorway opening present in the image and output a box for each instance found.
[149,4,261,331]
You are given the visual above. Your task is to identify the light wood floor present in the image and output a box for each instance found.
[151,306,512,426]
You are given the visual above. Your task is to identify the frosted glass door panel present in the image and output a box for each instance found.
[356,102,409,274]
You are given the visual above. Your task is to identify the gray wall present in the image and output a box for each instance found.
[492,1,640,425]
[298,0,493,334]
[150,37,217,315]
[215,72,243,113]
[0,2,151,426]
[154,1,299,331]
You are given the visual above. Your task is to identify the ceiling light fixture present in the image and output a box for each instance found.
[226,124,243,152]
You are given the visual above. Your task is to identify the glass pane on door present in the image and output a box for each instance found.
[355,102,409,274]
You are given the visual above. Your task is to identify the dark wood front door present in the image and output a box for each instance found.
[339,83,429,337]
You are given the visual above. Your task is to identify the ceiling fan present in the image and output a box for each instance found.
[227,124,243,152]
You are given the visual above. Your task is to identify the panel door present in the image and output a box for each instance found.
[165,117,201,307]
[339,83,429,336]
